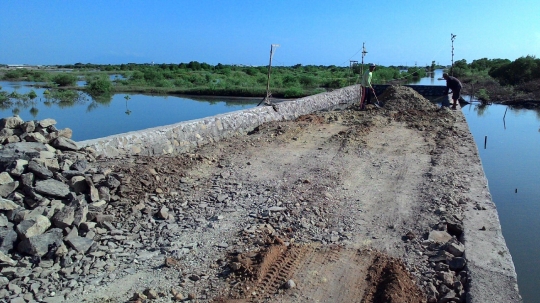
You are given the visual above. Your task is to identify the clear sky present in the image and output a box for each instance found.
[1,0,539,67]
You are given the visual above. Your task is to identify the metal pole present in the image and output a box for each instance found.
[451,34,456,76]
[361,42,367,76]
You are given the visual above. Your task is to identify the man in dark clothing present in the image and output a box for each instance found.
[443,73,462,110]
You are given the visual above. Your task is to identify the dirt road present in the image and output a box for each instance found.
[77,86,518,302]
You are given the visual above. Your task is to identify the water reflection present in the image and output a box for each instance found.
[0,80,258,141]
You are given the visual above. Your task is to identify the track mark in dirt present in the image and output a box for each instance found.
[220,245,424,303]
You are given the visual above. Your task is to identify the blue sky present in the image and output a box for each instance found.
[1,0,539,67]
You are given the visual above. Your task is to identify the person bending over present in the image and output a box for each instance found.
[443,73,462,110]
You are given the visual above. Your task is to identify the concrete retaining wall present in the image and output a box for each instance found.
[78,85,361,157]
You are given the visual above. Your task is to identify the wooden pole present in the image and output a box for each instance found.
[258,44,279,106]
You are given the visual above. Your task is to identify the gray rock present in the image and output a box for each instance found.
[269,206,286,211]
[0,276,8,288]
[64,226,78,241]
[38,118,57,128]
[51,206,75,228]
[16,215,51,239]
[217,194,228,202]
[448,257,467,271]
[95,214,114,224]
[0,181,19,198]
[0,142,48,169]
[4,135,20,143]
[28,160,54,179]
[439,290,457,303]
[0,251,17,266]
[21,121,35,133]
[35,179,70,198]
[62,170,84,179]
[0,198,19,211]
[51,137,78,151]
[7,159,28,177]
[70,176,88,194]
[285,279,296,289]
[25,132,48,143]
[0,172,14,185]
[20,172,34,187]
[58,128,73,139]
[105,175,121,189]
[66,236,94,253]
[447,242,465,257]
[0,116,24,129]
[17,228,63,256]
[428,230,452,244]
[79,222,96,232]
[36,157,60,172]
[97,186,110,201]
[158,207,169,220]
[0,214,7,227]
[70,159,88,172]
[0,226,18,254]
[73,204,88,227]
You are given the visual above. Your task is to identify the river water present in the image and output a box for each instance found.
[462,104,540,303]
[1,75,539,302]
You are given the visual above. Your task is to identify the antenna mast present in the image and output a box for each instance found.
[361,42,368,75]
[451,33,456,76]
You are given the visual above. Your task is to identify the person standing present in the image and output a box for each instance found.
[360,63,376,109]
[442,73,462,110]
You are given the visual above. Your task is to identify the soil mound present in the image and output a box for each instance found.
[362,254,427,303]
[379,85,437,111]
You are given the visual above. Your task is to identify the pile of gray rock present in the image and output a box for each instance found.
[0,116,123,302]
[423,218,467,303]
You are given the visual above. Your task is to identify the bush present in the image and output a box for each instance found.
[476,88,490,101]
[28,90,38,100]
[87,76,113,95]
[52,73,77,86]
[283,87,304,98]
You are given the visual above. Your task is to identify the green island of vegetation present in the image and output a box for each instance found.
[1,56,539,109]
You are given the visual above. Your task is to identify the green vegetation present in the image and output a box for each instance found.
[2,62,426,99]
[86,74,113,96]
[52,73,77,87]
[449,56,540,102]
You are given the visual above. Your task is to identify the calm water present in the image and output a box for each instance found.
[462,104,540,303]
[0,81,258,141]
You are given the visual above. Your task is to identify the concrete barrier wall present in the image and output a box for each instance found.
[78,85,361,158]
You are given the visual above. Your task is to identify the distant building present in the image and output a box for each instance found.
[6,64,41,69]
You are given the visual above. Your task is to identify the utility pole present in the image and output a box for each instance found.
[258,44,280,106]
[361,42,368,76]
[451,33,456,76]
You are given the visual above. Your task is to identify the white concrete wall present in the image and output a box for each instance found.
[78,85,360,157]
